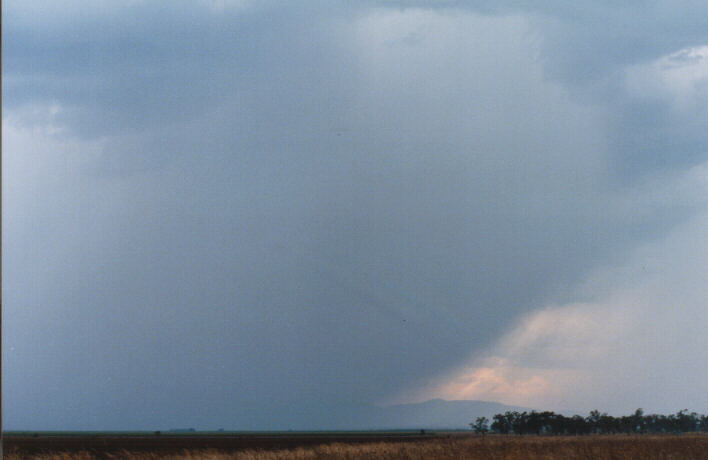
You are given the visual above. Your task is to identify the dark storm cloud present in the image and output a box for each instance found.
[379,1,708,179]
[471,0,708,178]
[4,1,708,429]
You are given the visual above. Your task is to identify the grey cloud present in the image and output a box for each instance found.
[3,2,707,429]
[378,1,708,178]
[425,197,708,414]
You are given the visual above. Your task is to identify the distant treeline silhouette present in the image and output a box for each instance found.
[471,409,708,435]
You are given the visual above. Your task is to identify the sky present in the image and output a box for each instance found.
[3,1,708,429]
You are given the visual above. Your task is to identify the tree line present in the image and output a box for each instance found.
[470,409,708,435]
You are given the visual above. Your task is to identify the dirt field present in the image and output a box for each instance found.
[3,432,429,458]
[5,433,708,459]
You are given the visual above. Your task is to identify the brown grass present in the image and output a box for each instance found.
[7,435,708,460]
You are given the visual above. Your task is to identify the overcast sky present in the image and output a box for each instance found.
[4,1,708,430]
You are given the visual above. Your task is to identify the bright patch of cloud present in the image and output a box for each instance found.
[626,45,708,111]
[400,300,636,409]
[433,362,554,404]
[409,162,708,413]
[198,0,251,13]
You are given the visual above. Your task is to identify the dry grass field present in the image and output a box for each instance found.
[6,434,708,460]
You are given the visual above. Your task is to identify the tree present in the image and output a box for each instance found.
[675,410,699,433]
[699,415,708,432]
[491,413,511,434]
[486,408,708,436]
[632,408,645,433]
[586,410,602,434]
[508,411,523,435]
[471,416,489,435]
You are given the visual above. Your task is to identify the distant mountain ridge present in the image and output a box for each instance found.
[4,398,530,431]
[369,398,531,429]
[220,398,530,431]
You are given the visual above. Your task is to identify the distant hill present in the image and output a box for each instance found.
[365,398,530,429]
[220,399,530,431]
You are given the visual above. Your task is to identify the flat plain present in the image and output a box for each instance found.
[5,433,708,459]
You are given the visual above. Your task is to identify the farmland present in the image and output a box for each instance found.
[5,432,708,459]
